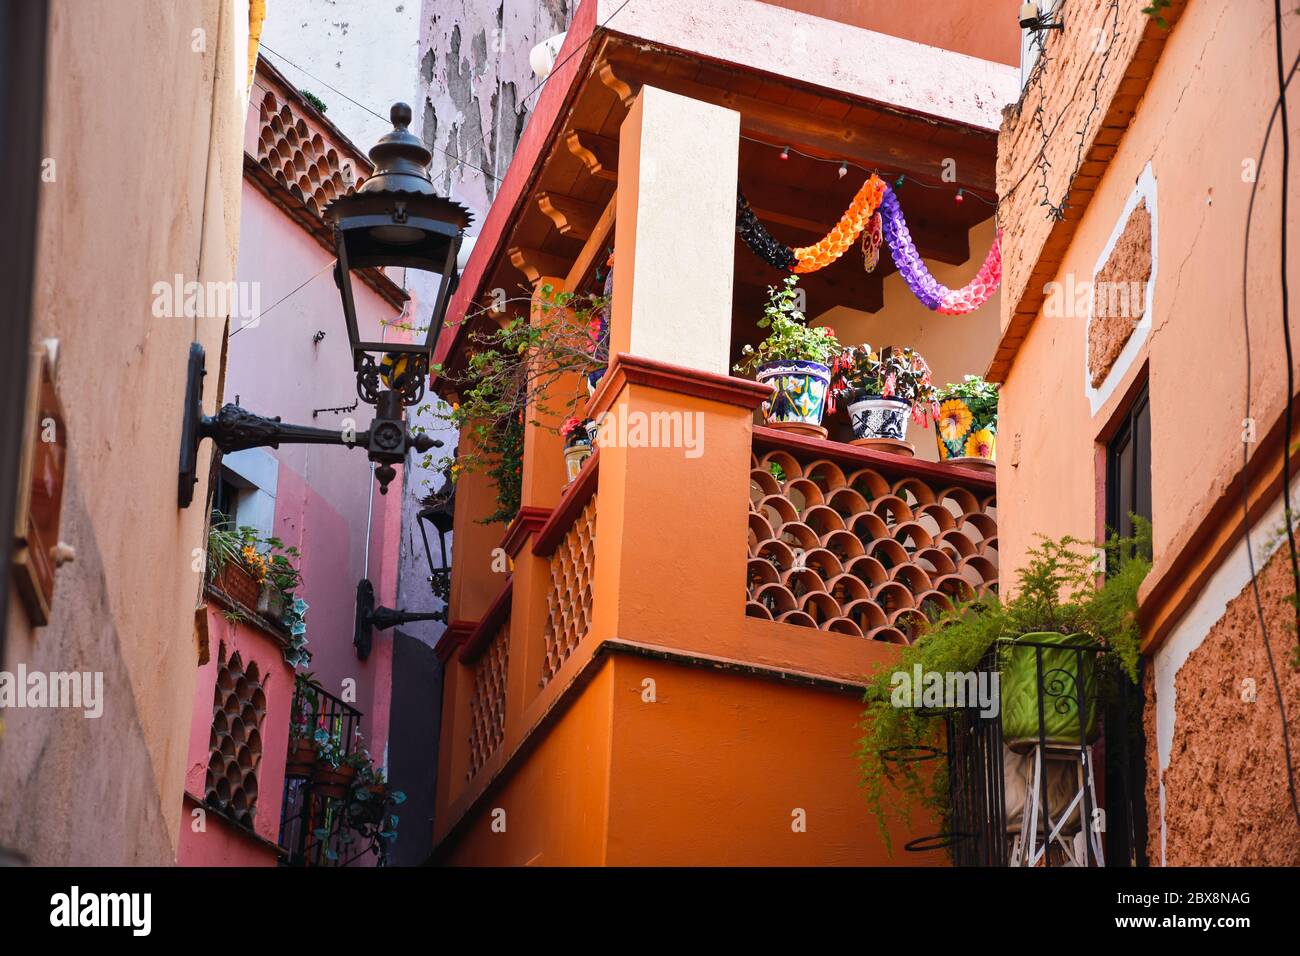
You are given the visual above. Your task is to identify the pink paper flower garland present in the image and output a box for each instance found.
[879,186,1002,315]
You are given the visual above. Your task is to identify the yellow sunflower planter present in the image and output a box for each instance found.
[934,391,997,468]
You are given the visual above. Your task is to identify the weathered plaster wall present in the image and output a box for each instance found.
[418,0,574,217]
[0,0,250,864]
[259,0,422,153]
[1147,489,1300,866]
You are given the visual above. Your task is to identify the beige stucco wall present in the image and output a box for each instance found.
[0,0,250,864]
[996,0,1300,862]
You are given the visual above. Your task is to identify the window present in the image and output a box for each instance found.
[212,470,241,525]
[1103,380,1151,866]
[1105,382,1152,541]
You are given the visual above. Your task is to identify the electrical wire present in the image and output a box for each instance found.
[1273,0,1300,646]
[228,259,336,338]
[1239,16,1300,836]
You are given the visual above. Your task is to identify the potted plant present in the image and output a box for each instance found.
[207,523,264,609]
[734,276,841,435]
[347,763,407,827]
[935,375,999,468]
[561,417,594,483]
[310,732,358,800]
[828,345,938,453]
[857,521,1149,853]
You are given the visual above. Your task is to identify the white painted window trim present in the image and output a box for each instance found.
[1085,162,1158,417]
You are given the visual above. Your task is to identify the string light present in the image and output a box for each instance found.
[779,146,790,160]
[955,188,966,204]
[838,161,848,179]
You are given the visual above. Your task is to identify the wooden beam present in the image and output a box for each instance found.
[597,55,997,193]
[566,129,618,182]
[597,60,636,108]
[565,192,617,290]
[508,246,570,286]
[536,191,602,241]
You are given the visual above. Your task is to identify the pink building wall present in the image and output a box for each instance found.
[177,610,295,866]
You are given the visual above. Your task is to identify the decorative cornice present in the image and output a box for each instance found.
[533,450,600,557]
[459,578,514,664]
[435,618,478,664]
[500,505,553,559]
[587,352,772,420]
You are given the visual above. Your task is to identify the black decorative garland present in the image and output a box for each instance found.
[736,190,796,270]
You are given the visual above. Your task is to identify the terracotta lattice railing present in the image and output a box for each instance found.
[466,614,510,780]
[540,495,597,686]
[746,435,998,643]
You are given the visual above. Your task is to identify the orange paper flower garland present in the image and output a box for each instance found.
[791,174,886,274]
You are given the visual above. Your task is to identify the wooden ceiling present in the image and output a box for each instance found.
[460,32,998,373]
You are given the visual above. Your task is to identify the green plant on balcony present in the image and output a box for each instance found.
[735,277,840,429]
[433,284,610,524]
[207,520,311,668]
[829,345,938,445]
[857,520,1149,853]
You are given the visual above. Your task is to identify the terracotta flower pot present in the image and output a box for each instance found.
[285,739,317,777]
[312,763,358,800]
[215,562,261,610]
[756,360,831,428]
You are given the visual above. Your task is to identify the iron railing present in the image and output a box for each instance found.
[278,680,389,866]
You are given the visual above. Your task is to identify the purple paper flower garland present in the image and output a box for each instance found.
[878,186,1002,316]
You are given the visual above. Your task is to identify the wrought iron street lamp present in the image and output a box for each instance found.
[351,462,455,660]
[325,102,472,408]
[177,103,468,506]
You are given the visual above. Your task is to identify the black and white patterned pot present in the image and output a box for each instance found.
[848,396,911,441]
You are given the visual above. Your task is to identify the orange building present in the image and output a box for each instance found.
[426,0,1019,865]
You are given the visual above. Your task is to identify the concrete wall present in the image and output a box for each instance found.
[0,0,250,865]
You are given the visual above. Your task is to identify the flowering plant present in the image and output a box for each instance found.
[734,276,841,376]
[828,345,939,426]
[560,416,593,448]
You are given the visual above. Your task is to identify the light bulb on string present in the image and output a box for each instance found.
[955,188,965,204]
[779,146,790,161]
[837,162,848,179]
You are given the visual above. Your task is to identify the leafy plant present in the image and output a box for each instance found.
[1141,0,1172,29]
[299,89,328,113]
[734,276,840,376]
[937,375,999,422]
[857,519,1151,852]
[828,344,939,426]
[434,284,610,524]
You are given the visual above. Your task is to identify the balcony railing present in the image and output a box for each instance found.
[278,681,383,867]
[747,427,998,643]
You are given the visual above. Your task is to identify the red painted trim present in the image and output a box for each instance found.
[752,426,997,492]
[433,1,600,373]
[533,449,600,557]
[500,505,553,558]
[587,352,773,419]
[435,619,478,664]
[459,578,514,664]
